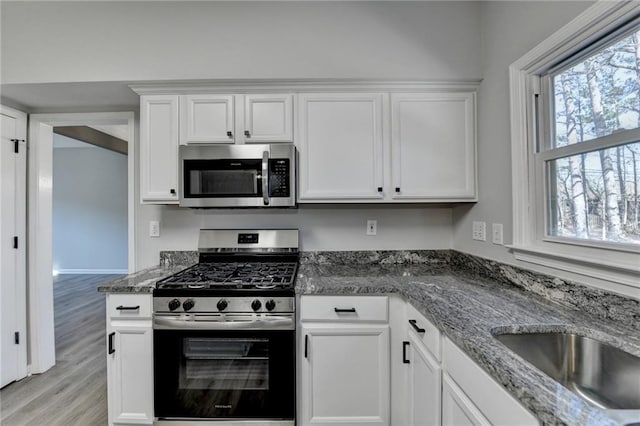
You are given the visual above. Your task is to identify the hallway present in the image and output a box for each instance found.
[0,274,121,425]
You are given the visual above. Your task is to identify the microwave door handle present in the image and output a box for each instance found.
[262,150,270,206]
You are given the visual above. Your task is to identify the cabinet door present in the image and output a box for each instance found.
[180,94,234,144]
[407,334,441,426]
[391,93,476,200]
[244,94,293,143]
[140,95,179,203]
[297,93,385,201]
[107,323,154,425]
[442,374,490,426]
[300,325,390,426]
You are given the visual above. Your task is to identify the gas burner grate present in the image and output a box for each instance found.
[156,262,298,290]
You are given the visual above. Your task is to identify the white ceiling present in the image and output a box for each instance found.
[0,81,141,113]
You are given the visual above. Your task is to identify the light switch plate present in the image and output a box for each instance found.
[472,221,486,241]
[149,220,160,237]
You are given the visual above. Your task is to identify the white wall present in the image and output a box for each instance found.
[136,204,453,268]
[0,1,485,269]
[53,137,128,272]
[0,1,481,84]
[452,4,598,265]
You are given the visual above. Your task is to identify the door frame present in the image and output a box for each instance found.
[1,105,28,386]
[28,111,136,374]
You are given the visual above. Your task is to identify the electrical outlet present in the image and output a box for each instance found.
[366,220,377,236]
[472,221,486,241]
[492,223,504,245]
[149,220,160,237]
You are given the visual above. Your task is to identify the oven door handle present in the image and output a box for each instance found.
[153,316,294,330]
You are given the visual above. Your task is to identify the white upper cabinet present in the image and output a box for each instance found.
[297,93,385,201]
[391,92,476,201]
[180,94,293,145]
[135,83,478,205]
[140,94,179,203]
[296,89,477,203]
[244,94,293,143]
[180,94,235,144]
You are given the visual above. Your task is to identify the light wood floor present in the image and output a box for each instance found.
[0,274,122,426]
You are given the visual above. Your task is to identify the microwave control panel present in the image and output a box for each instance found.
[268,159,290,197]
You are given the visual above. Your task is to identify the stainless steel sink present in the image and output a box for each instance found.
[494,332,640,410]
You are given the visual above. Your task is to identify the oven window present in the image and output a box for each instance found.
[181,338,269,390]
[154,329,294,419]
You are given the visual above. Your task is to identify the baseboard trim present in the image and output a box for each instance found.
[56,269,128,275]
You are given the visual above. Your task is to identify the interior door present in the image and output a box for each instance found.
[1,105,28,388]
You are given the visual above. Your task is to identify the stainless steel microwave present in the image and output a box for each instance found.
[178,144,296,208]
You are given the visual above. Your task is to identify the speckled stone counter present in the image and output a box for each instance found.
[96,264,192,293]
[97,249,640,425]
[97,251,198,292]
[297,255,640,426]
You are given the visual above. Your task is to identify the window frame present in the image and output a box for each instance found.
[509,1,640,293]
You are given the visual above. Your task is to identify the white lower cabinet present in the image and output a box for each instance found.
[395,303,538,426]
[299,296,390,426]
[442,373,490,426]
[106,294,153,425]
[406,332,442,426]
[405,327,442,426]
[442,337,539,426]
[402,304,442,426]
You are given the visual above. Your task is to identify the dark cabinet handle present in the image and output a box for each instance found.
[227,131,233,138]
[116,305,140,311]
[395,187,400,193]
[403,341,410,364]
[244,130,251,137]
[108,332,115,354]
[169,189,176,195]
[409,319,425,333]
[304,335,309,358]
[377,187,383,192]
[334,307,356,313]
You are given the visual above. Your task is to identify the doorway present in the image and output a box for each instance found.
[27,112,135,374]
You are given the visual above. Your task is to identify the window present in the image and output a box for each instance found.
[509,2,640,292]
[542,25,640,248]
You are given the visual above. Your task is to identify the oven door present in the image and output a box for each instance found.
[154,329,295,420]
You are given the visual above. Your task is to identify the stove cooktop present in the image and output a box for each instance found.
[156,261,298,290]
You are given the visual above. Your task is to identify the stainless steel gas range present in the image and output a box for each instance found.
[153,229,298,425]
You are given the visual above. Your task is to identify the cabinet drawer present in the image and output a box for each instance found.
[300,296,388,322]
[407,302,441,362]
[107,294,152,319]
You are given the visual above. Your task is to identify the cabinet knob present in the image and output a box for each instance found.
[227,131,233,138]
[395,187,401,193]
[244,130,251,138]
[377,187,383,192]
[170,188,176,195]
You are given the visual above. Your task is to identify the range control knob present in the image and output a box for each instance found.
[168,299,181,311]
[182,299,195,311]
[251,299,262,311]
[265,299,276,311]
[217,299,228,311]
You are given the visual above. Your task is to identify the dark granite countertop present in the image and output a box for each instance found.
[296,262,640,426]
[97,249,640,425]
[96,264,193,293]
